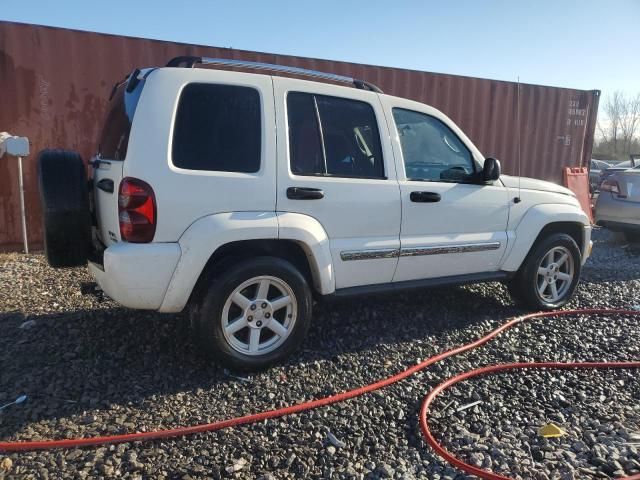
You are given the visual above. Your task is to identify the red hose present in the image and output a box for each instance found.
[1,308,639,479]
[420,361,640,480]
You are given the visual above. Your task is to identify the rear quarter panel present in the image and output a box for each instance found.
[158,211,336,313]
[124,68,277,242]
[159,211,279,312]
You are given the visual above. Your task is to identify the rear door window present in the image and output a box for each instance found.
[287,92,385,179]
[172,83,261,173]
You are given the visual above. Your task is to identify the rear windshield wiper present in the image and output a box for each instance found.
[108,77,128,101]
[108,69,142,100]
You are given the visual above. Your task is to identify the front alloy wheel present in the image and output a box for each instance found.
[507,232,581,310]
[535,246,575,303]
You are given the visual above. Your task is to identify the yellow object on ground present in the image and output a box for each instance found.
[538,423,566,438]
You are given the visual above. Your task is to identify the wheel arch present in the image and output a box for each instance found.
[501,204,589,272]
[534,222,584,253]
[158,212,334,313]
[187,239,318,310]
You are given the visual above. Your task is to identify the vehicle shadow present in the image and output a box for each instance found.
[0,284,517,440]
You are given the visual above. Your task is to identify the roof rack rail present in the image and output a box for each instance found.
[165,56,383,93]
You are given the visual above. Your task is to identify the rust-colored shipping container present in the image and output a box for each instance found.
[0,21,600,251]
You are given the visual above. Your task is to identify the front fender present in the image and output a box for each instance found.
[501,203,590,272]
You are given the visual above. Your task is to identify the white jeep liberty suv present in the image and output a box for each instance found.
[38,56,592,370]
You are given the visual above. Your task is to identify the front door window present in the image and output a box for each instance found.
[393,108,475,183]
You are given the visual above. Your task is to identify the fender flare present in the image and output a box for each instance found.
[501,203,589,272]
[159,211,334,313]
[277,212,335,295]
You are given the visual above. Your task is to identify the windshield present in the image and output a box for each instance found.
[97,74,145,160]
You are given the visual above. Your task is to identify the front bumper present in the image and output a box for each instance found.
[88,242,181,310]
[582,225,592,265]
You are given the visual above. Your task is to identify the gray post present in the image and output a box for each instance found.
[17,156,29,254]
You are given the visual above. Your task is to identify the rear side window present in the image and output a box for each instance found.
[287,92,385,179]
[172,83,261,173]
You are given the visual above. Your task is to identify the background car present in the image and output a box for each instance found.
[598,155,640,188]
[595,168,640,241]
[589,159,611,192]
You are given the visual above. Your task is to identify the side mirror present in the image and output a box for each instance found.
[482,157,501,181]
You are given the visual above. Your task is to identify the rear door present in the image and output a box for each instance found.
[273,77,401,289]
[91,76,143,246]
[92,158,123,246]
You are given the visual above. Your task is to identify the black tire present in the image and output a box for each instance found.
[507,233,581,310]
[37,149,91,267]
[190,256,313,371]
[505,280,525,306]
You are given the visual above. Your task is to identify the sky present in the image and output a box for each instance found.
[2,0,639,99]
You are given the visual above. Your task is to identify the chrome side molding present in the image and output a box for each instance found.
[340,248,399,261]
[400,242,501,257]
[340,242,501,261]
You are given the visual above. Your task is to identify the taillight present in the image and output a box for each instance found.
[118,177,156,242]
[600,179,620,195]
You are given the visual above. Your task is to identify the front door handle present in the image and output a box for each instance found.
[410,191,441,203]
[96,178,114,193]
[287,187,324,200]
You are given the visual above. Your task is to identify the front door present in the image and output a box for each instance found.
[381,99,510,282]
[273,77,401,289]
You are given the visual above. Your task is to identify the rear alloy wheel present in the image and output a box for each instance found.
[221,275,298,356]
[507,233,581,310]
[191,256,312,370]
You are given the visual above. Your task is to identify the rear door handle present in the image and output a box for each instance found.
[96,178,114,193]
[287,187,324,200]
[410,191,441,203]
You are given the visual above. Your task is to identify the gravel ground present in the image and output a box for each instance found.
[0,228,639,479]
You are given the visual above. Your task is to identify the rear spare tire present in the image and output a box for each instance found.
[38,149,91,267]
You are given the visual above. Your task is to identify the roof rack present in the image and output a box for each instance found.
[166,56,383,93]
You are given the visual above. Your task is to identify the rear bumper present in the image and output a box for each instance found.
[88,242,181,310]
[596,220,640,233]
[595,193,640,228]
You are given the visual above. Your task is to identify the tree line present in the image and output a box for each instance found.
[594,91,640,161]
